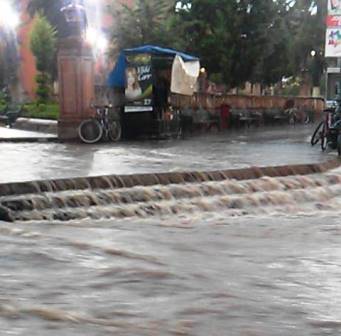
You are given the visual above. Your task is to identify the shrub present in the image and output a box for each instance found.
[22,102,59,120]
[30,13,57,103]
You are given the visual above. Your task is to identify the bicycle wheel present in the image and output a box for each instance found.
[338,134,341,156]
[79,119,103,144]
[108,120,122,142]
[311,121,324,146]
[321,124,328,151]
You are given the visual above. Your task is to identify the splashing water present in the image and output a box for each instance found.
[3,168,341,335]
[2,172,341,222]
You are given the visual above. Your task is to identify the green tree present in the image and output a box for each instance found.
[172,0,287,89]
[284,0,326,93]
[27,0,67,38]
[109,0,326,92]
[30,14,57,102]
[252,1,293,87]
[27,0,63,85]
[173,0,326,90]
[109,0,176,55]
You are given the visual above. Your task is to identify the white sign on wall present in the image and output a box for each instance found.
[329,0,341,15]
[326,28,341,57]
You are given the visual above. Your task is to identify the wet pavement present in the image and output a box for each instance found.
[2,124,341,335]
[2,211,341,335]
[0,124,333,183]
[0,126,57,142]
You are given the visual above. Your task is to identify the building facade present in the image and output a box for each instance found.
[18,0,37,100]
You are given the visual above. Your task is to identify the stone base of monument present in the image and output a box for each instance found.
[57,37,95,141]
[58,119,81,140]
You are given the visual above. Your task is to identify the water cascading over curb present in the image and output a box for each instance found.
[0,160,340,222]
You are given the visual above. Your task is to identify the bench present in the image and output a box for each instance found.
[0,105,23,128]
[272,113,289,125]
[263,109,288,125]
[192,108,220,132]
[236,110,262,128]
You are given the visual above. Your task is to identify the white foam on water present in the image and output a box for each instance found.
[3,173,341,223]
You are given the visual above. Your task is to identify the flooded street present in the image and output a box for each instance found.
[0,125,328,183]
[2,125,341,335]
[2,212,341,335]
[0,0,334,333]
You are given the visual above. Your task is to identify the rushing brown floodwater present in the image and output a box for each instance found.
[2,171,341,335]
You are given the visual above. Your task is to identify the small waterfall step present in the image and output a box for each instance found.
[2,172,341,222]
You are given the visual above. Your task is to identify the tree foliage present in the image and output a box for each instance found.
[110,0,327,91]
[30,14,57,102]
[287,0,326,86]
[109,0,176,56]
[26,0,327,92]
[27,0,68,38]
[30,14,57,74]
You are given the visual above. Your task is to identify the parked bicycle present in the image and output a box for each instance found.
[311,106,341,153]
[78,104,122,144]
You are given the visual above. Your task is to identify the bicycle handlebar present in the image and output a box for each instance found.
[324,108,336,113]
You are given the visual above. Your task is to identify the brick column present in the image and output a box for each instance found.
[57,36,95,140]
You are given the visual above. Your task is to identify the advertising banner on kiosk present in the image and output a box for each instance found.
[124,54,154,113]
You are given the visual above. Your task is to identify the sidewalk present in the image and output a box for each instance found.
[0,126,58,142]
[0,124,329,184]
[14,118,57,134]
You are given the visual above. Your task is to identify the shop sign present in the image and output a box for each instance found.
[326,28,341,57]
[329,0,341,16]
[327,15,341,27]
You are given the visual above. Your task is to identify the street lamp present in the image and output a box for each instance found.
[85,27,109,52]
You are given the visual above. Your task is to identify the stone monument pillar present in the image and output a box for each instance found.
[58,2,95,140]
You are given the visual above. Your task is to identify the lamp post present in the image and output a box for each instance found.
[310,49,322,97]
[58,0,95,140]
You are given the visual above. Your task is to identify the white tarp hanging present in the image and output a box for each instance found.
[171,55,200,96]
